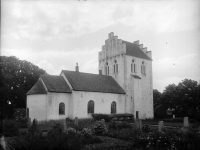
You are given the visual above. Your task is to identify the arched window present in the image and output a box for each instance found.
[141,61,146,75]
[111,101,116,114]
[131,59,136,73]
[113,60,118,73]
[88,100,94,113]
[105,62,109,75]
[59,103,65,115]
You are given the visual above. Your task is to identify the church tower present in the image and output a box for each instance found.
[98,32,154,119]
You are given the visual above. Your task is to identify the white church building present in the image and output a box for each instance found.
[27,32,154,122]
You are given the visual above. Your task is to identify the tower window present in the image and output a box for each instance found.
[105,62,109,75]
[114,60,118,73]
[141,61,146,75]
[131,59,136,73]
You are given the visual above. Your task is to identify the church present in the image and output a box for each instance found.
[27,32,154,122]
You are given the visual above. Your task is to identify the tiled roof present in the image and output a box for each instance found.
[27,79,47,95]
[132,75,141,79]
[40,75,71,93]
[62,70,126,94]
[122,40,152,61]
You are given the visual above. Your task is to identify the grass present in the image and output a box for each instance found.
[4,118,200,150]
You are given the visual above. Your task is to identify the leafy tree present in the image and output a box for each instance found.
[160,79,199,118]
[0,56,47,119]
[153,89,164,118]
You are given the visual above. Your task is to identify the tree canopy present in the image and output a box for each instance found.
[153,79,200,119]
[0,56,47,118]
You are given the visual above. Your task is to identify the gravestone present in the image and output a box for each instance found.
[101,119,105,125]
[75,117,78,126]
[0,135,6,150]
[184,117,189,127]
[28,118,31,126]
[158,121,164,132]
[62,120,67,131]
[135,118,142,130]
[181,117,189,132]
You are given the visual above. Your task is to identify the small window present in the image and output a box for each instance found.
[131,59,136,73]
[59,103,65,115]
[114,60,118,73]
[88,100,94,113]
[111,101,116,114]
[134,64,136,72]
[105,62,109,75]
[131,64,133,72]
[141,61,146,75]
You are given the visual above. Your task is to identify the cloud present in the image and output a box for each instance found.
[2,46,99,75]
[153,53,199,92]
[113,1,200,34]
[82,58,98,74]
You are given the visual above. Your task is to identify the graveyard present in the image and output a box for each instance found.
[1,114,200,150]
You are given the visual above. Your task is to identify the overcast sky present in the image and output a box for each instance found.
[1,0,200,92]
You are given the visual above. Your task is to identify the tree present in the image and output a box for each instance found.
[153,89,167,118]
[0,56,47,118]
[161,79,199,118]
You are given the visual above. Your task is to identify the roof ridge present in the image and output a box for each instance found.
[62,70,101,76]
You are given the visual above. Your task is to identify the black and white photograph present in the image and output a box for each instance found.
[1,0,200,149]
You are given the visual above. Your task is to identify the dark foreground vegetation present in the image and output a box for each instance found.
[1,118,200,150]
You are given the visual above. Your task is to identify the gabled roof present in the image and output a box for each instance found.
[40,75,71,93]
[27,79,47,95]
[62,70,126,94]
[122,40,152,61]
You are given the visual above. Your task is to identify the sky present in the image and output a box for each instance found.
[1,0,200,92]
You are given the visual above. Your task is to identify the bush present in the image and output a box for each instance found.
[93,121,108,135]
[92,114,112,122]
[1,119,20,136]
[142,124,151,133]
[131,127,200,150]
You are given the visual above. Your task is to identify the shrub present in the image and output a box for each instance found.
[93,121,108,135]
[81,128,102,145]
[142,124,151,133]
[1,119,20,136]
[12,108,28,128]
[92,114,112,122]
[81,128,93,138]
[22,126,84,150]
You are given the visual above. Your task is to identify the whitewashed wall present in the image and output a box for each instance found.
[126,55,154,119]
[46,92,71,121]
[98,32,154,119]
[71,91,126,119]
[27,94,47,122]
